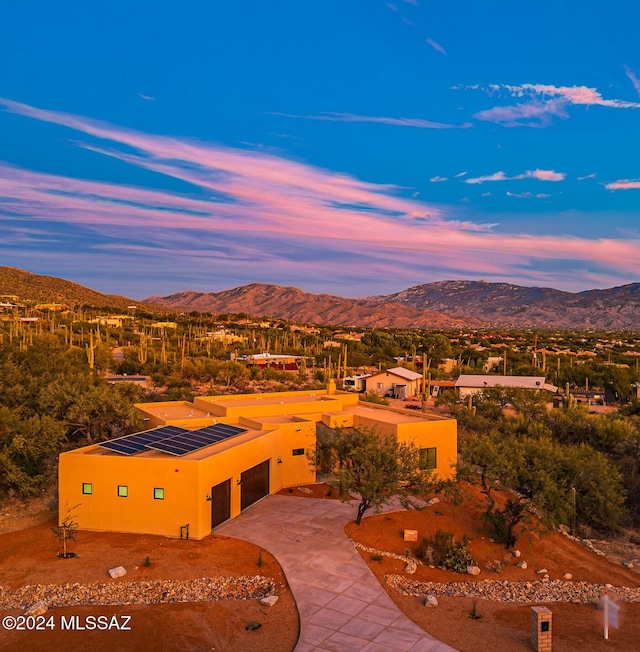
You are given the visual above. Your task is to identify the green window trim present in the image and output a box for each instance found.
[82,483,92,495]
[419,447,437,471]
[117,485,128,498]
[154,488,165,500]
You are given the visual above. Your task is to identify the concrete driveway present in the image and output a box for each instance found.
[216,494,456,652]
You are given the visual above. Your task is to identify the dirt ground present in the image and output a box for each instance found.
[4,483,640,651]
[346,483,640,651]
[0,519,299,652]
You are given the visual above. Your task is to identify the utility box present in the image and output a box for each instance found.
[531,606,552,651]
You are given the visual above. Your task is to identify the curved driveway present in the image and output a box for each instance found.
[217,495,456,652]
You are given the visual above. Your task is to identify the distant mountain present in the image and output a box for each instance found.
[383,280,640,329]
[0,266,140,310]
[145,283,475,328]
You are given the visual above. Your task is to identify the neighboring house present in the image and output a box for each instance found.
[342,374,369,392]
[364,367,423,399]
[239,352,305,370]
[58,381,457,539]
[438,358,458,373]
[455,374,558,398]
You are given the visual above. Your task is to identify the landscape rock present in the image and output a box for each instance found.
[535,568,548,575]
[623,561,634,569]
[427,497,440,506]
[424,594,439,607]
[24,600,48,616]
[467,566,481,576]
[405,561,417,575]
[511,550,521,558]
[563,573,573,580]
[108,566,127,579]
[259,595,278,607]
[516,561,528,569]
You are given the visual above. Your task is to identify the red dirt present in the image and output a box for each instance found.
[346,483,640,651]
[0,521,299,652]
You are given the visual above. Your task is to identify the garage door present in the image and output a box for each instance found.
[210,479,231,529]
[241,460,270,511]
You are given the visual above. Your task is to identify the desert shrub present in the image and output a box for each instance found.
[416,529,475,573]
[484,498,526,548]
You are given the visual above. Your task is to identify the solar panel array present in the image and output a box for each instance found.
[99,423,247,457]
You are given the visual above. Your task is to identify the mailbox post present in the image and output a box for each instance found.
[531,606,552,651]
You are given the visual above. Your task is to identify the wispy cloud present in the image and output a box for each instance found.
[506,191,551,199]
[453,171,468,178]
[578,173,596,181]
[1,97,640,294]
[425,38,446,55]
[465,169,565,184]
[137,93,156,101]
[624,64,640,97]
[605,179,640,190]
[464,82,640,127]
[430,176,448,183]
[269,111,470,130]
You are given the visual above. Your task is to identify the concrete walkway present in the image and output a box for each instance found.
[217,495,456,652]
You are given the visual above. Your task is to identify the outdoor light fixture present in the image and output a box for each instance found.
[236,478,242,485]
[206,494,212,502]
[277,457,283,464]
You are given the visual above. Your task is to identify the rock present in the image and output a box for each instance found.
[563,573,573,580]
[427,497,440,506]
[108,566,127,579]
[245,621,262,631]
[24,601,47,616]
[623,561,634,569]
[535,568,548,575]
[405,561,417,575]
[516,561,528,569]
[467,566,481,576]
[511,550,521,558]
[424,595,439,607]
[259,595,278,607]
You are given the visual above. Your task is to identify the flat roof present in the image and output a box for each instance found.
[140,404,215,420]
[345,404,448,424]
[201,393,339,408]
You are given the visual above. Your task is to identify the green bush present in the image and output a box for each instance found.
[416,529,475,573]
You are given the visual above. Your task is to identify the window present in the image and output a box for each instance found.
[292,448,305,456]
[154,488,164,500]
[419,447,437,470]
[82,483,92,495]
[117,485,128,498]
[377,382,383,389]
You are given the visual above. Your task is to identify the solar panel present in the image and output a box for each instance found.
[148,423,248,456]
[99,426,188,456]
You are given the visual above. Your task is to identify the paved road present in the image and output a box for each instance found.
[217,495,456,652]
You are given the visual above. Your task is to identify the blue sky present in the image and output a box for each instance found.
[1,1,640,299]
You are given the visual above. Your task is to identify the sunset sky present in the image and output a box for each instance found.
[2,1,640,299]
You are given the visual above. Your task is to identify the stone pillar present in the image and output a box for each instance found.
[531,606,552,651]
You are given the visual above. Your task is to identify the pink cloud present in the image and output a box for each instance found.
[605,179,640,190]
[1,97,640,293]
[624,65,640,97]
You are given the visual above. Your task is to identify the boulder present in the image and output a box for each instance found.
[535,568,548,575]
[563,573,573,580]
[516,561,528,569]
[24,601,47,616]
[467,566,481,576]
[511,550,521,558]
[405,561,417,575]
[259,595,279,607]
[623,561,634,569]
[424,595,439,607]
[108,566,127,579]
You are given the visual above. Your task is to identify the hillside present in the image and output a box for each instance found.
[0,266,140,310]
[384,280,640,329]
[145,283,474,328]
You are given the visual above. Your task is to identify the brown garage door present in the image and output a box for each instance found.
[210,479,231,529]
[241,460,270,511]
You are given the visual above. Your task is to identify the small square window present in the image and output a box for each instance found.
[82,483,92,495]
[154,488,164,500]
[117,485,128,498]
[419,447,437,471]
[292,448,305,456]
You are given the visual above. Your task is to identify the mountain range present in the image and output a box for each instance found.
[3,266,640,329]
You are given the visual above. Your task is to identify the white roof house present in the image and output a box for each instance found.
[364,367,424,399]
[455,375,558,398]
